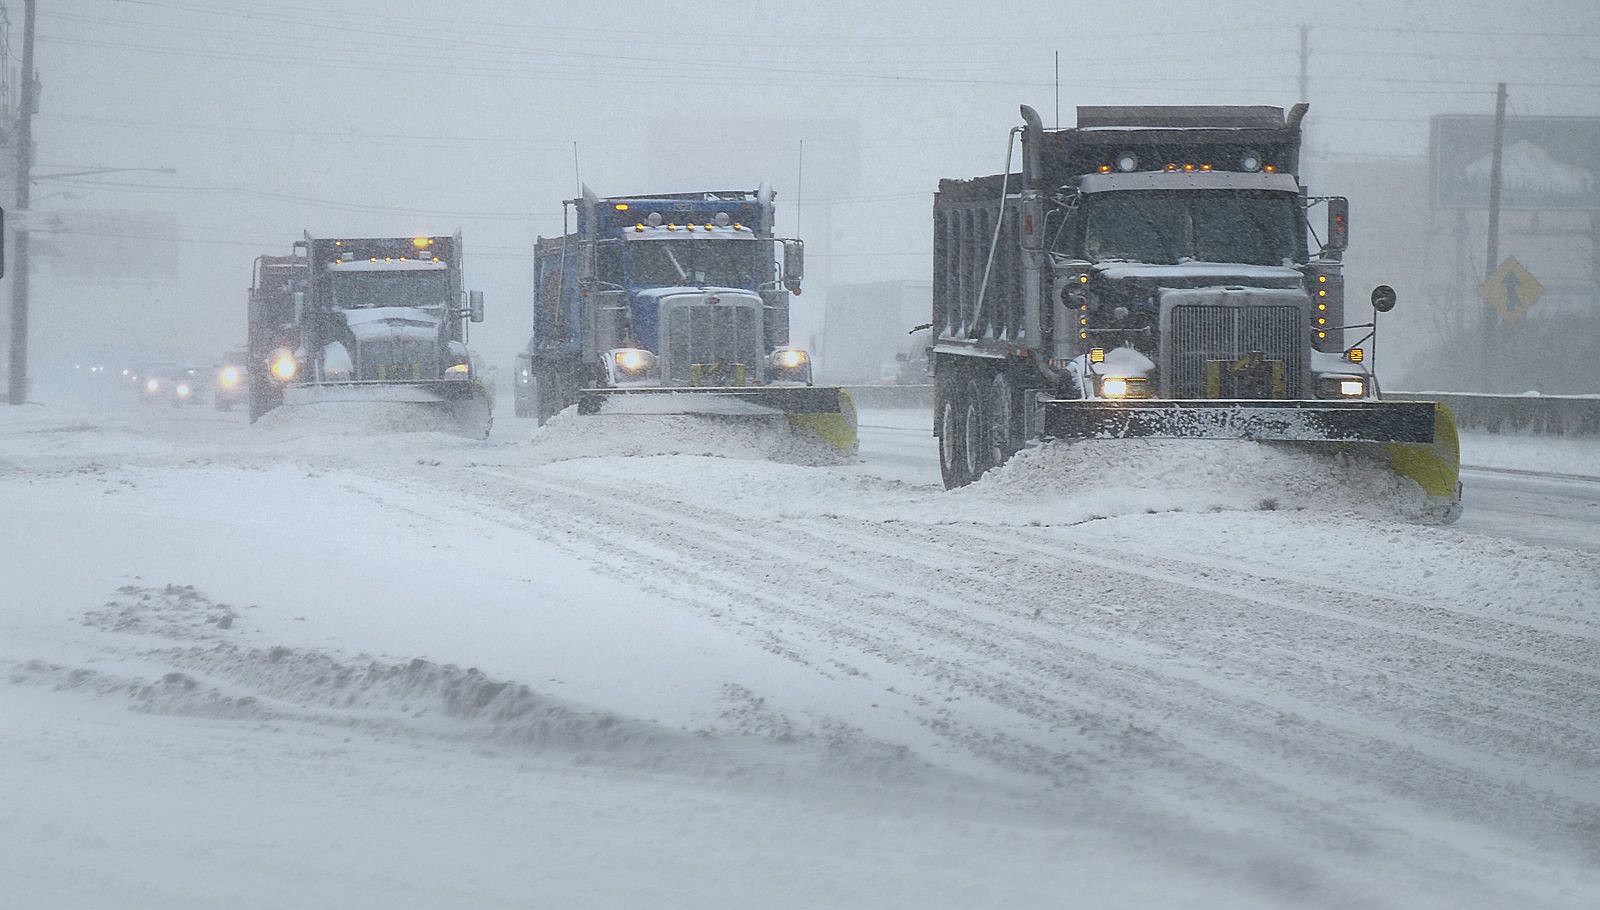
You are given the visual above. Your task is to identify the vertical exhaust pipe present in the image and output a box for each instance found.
[1019,104,1045,189]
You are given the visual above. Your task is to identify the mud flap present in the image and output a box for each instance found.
[785,389,859,456]
[1383,403,1462,523]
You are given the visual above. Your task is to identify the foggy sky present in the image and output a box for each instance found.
[11,0,1600,373]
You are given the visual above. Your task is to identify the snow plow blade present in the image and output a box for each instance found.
[1040,398,1438,443]
[278,380,493,438]
[1041,398,1461,522]
[577,386,858,456]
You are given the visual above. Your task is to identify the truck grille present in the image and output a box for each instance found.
[358,338,435,381]
[663,301,763,385]
[1169,305,1303,398]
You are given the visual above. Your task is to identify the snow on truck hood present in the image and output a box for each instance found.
[342,306,443,342]
[1091,262,1305,283]
[630,286,761,303]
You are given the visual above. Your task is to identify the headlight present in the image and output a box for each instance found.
[269,351,297,382]
[1098,375,1148,398]
[445,362,471,378]
[1316,376,1367,398]
[175,383,192,398]
[144,378,160,393]
[771,348,808,370]
[613,348,653,372]
[217,366,241,389]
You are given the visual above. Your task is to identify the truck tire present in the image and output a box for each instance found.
[986,370,1022,468]
[962,373,998,480]
[934,374,960,486]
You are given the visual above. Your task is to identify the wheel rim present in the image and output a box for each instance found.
[963,398,982,477]
[940,398,959,473]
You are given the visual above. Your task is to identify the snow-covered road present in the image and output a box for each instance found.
[3,396,1598,909]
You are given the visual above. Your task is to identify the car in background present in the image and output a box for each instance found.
[135,362,183,402]
[213,352,247,411]
[166,366,212,407]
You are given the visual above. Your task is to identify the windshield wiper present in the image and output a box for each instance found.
[665,246,688,281]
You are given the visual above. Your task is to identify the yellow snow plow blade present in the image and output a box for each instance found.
[785,389,858,456]
[1384,402,1462,522]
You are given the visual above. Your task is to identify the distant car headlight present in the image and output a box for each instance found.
[175,383,192,398]
[144,378,160,393]
[217,365,241,389]
[269,350,297,382]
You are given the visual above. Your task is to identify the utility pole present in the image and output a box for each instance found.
[1484,82,1507,280]
[1483,82,1507,390]
[1298,25,1309,101]
[7,0,34,405]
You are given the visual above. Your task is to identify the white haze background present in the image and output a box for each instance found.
[13,0,1600,388]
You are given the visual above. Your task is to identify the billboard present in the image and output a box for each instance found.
[1431,115,1600,210]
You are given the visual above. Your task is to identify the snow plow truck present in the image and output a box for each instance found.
[932,103,1461,520]
[247,234,492,436]
[513,186,857,456]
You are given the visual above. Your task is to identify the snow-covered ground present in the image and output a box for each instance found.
[4,392,1599,908]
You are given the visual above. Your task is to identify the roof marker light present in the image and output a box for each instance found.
[1098,164,1112,174]
[614,203,630,211]
[1263,164,1277,173]
[411,236,432,249]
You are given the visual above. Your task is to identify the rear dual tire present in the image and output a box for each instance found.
[938,361,1023,489]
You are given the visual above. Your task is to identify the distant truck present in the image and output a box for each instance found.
[931,104,1459,516]
[513,186,856,453]
[819,280,933,385]
[246,235,491,434]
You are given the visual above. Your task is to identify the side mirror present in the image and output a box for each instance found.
[782,240,804,294]
[1325,197,1349,255]
[468,290,485,323]
[1371,285,1396,313]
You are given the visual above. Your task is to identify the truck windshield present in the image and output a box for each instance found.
[625,240,757,289]
[1081,190,1305,266]
[329,271,450,309]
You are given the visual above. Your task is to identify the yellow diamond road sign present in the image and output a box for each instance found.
[1480,256,1543,322]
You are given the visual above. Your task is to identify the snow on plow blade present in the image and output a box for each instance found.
[279,380,493,438]
[1042,398,1462,522]
[577,386,858,455]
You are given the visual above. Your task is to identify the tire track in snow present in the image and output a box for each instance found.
[386,461,1600,883]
